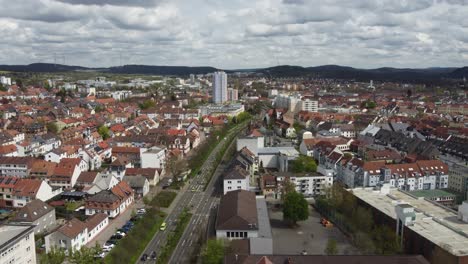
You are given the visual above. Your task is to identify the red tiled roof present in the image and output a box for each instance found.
[13,179,42,197]
[0,144,17,154]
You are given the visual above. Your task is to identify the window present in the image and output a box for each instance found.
[228,187,231,190]
[227,181,232,184]
[237,180,242,183]
[237,186,241,189]
[227,232,230,237]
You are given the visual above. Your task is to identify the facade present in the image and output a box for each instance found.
[447,163,468,200]
[213,71,227,104]
[300,99,318,112]
[123,175,150,197]
[216,190,259,239]
[0,224,36,264]
[45,218,88,253]
[85,213,109,242]
[227,88,239,102]
[223,166,250,195]
[0,157,35,177]
[140,146,166,169]
[276,173,333,198]
[85,181,134,218]
[11,199,56,234]
[12,179,56,207]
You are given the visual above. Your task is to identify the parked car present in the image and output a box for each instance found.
[106,239,118,245]
[150,251,157,260]
[159,222,167,231]
[140,254,148,262]
[137,208,146,214]
[110,234,124,240]
[115,231,126,237]
[102,242,115,252]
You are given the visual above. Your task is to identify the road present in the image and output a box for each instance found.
[137,124,246,263]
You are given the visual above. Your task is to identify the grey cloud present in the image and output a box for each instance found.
[55,0,164,7]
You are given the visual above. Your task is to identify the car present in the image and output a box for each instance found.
[137,208,146,215]
[191,187,197,192]
[140,254,148,261]
[301,250,308,255]
[102,242,115,252]
[110,234,124,240]
[106,239,118,245]
[159,222,167,231]
[150,251,157,260]
[115,231,126,237]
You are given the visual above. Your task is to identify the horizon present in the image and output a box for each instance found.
[0,0,466,69]
[0,62,466,71]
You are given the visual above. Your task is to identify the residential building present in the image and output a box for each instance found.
[300,98,318,112]
[223,166,250,194]
[85,181,134,218]
[45,218,88,253]
[125,168,160,186]
[447,162,468,200]
[213,71,227,104]
[48,158,84,189]
[227,88,239,102]
[85,213,109,242]
[12,179,57,207]
[140,146,166,169]
[276,172,333,198]
[0,157,35,177]
[10,199,56,234]
[0,224,36,264]
[0,176,18,207]
[123,175,149,197]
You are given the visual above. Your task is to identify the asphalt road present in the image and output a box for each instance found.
[137,124,246,264]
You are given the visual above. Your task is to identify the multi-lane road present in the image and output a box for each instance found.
[137,124,246,263]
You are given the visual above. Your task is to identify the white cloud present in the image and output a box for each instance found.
[0,0,466,68]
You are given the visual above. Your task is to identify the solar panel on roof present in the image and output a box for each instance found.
[5,178,11,185]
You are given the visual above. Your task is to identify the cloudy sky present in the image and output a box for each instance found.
[0,0,467,69]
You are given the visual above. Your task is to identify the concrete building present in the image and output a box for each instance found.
[140,146,166,169]
[447,162,468,200]
[228,88,239,102]
[213,71,227,104]
[11,199,56,234]
[353,187,468,264]
[200,103,245,117]
[0,224,36,264]
[276,173,333,198]
[300,98,318,112]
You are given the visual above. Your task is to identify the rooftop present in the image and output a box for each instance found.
[409,189,457,199]
[0,224,35,251]
[352,188,468,256]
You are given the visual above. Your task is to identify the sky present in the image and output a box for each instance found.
[0,0,467,69]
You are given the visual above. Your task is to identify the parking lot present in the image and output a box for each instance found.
[269,204,359,255]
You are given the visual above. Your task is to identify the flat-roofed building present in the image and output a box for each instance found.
[0,224,36,264]
[352,187,468,264]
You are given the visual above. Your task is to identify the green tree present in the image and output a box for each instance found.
[283,191,309,225]
[201,239,225,264]
[138,99,155,110]
[325,238,338,255]
[291,155,317,173]
[46,122,59,134]
[97,125,110,140]
[280,180,296,202]
[68,244,102,264]
[40,247,66,264]
[0,83,6,92]
[372,225,401,255]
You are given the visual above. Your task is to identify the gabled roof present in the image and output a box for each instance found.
[123,175,148,188]
[76,171,99,184]
[13,179,43,198]
[216,190,258,231]
[111,181,134,200]
[57,218,87,238]
[125,168,157,180]
[12,199,54,222]
[85,213,108,231]
[224,166,249,180]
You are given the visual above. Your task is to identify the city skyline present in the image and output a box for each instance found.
[0,0,466,69]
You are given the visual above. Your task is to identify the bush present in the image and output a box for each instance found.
[151,191,177,208]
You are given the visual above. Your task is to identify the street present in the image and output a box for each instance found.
[137,124,246,263]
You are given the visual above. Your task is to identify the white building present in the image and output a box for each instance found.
[300,99,318,112]
[227,88,239,101]
[140,146,167,169]
[213,71,227,104]
[276,173,333,198]
[111,90,132,101]
[0,224,36,264]
[0,76,11,86]
[223,166,250,194]
[45,218,88,253]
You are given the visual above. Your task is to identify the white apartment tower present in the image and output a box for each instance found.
[213,71,228,104]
